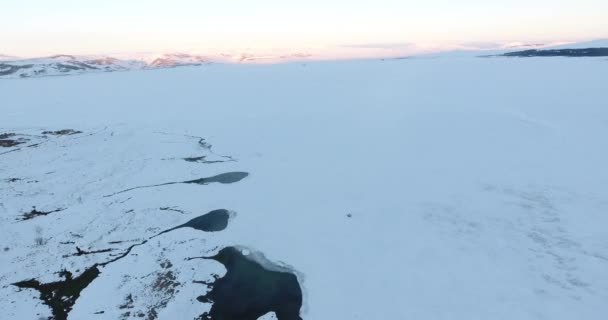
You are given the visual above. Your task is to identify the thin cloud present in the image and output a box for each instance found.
[340,42,415,50]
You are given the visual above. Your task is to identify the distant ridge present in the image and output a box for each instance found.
[492,39,608,57]
[0,54,18,61]
[501,48,608,57]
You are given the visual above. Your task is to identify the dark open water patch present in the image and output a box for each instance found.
[153,209,231,238]
[13,267,100,320]
[183,172,249,185]
[103,172,249,197]
[190,247,303,320]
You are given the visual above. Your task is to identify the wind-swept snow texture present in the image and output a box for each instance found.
[1,54,608,319]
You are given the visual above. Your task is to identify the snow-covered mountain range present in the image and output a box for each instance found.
[0,52,316,79]
[0,54,214,79]
[0,55,147,78]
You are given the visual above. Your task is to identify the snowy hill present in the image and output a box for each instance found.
[0,54,18,61]
[0,55,147,78]
[146,53,212,68]
[0,53,223,79]
[1,53,608,320]
[0,52,314,79]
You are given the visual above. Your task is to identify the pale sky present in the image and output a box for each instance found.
[2,0,607,57]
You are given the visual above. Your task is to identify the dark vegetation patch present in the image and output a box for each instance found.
[160,260,173,269]
[0,133,29,148]
[147,308,158,320]
[0,133,16,139]
[116,260,179,320]
[18,207,65,221]
[159,206,186,214]
[103,172,249,197]
[183,156,232,164]
[0,133,50,156]
[42,129,82,136]
[189,247,303,320]
[119,293,135,310]
[118,294,135,319]
[0,64,34,76]
[70,246,115,257]
[154,265,179,293]
[107,239,140,245]
[498,47,608,57]
[0,140,23,147]
[150,269,180,308]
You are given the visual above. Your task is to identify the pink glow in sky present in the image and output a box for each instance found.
[2,0,607,58]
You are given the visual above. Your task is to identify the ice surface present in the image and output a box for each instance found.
[1,53,607,319]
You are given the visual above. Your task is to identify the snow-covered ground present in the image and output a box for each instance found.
[1,54,607,319]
